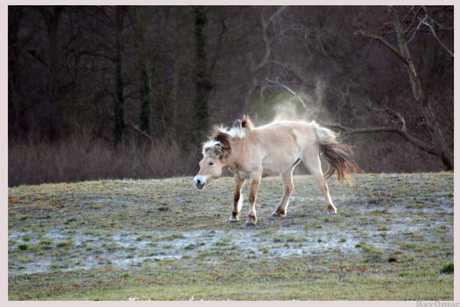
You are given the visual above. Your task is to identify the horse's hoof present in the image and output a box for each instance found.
[228,216,239,222]
[271,211,286,217]
[245,219,256,226]
[327,205,337,214]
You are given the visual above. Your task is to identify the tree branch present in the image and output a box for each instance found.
[419,17,454,57]
[402,6,423,36]
[128,123,152,140]
[266,78,308,110]
[355,30,408,66]
[265,6,287,25]
[365,92,407,133]
[244,6,288,111]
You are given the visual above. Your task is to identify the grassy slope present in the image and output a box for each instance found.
[8,173,454,301]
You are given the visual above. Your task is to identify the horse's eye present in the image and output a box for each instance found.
[209,162,214,166]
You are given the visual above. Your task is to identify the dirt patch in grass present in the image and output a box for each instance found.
[8,173,453,300]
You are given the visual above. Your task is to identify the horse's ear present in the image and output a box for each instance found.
[241,115,254,130]
[232,116,253,131]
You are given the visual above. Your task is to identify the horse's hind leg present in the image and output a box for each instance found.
[272,162,298,217]
[229,176,246,222]
[303,153,337,213]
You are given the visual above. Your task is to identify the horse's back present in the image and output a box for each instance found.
[255,121,316,146]
[258,120,312,132]
[249,121,318,169]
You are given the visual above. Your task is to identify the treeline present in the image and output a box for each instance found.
[8,6,453,187]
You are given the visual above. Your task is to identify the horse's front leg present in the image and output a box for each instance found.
[229,176,246,222]
[246,174,261,226]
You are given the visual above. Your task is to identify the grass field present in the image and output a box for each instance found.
[8,172,453,301]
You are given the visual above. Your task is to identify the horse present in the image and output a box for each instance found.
[193,116,363,226]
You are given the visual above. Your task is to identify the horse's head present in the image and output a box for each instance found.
[193,117,251,189]
[193,130,232,189]
[193,155,224,189]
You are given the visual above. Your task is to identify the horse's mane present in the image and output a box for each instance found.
[202,115,254,159]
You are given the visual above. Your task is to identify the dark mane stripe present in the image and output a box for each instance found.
[213,132,232,158]
[203,130,232,159]
[202,116,253,159]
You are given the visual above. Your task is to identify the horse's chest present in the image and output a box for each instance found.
[237,170,250,179]
[229,166,250,179]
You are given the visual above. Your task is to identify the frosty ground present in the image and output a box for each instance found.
[8,172,454,300]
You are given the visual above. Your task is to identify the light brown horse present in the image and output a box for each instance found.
[193,116,363,226]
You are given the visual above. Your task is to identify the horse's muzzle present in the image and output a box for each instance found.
[193,176,206,189]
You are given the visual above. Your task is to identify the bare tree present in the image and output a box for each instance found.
[266,6,453,171]
[38,6,65,141]
[113,6,127,147]
[8,6,24,141]
[132,7,152,144]
[8,6,454,187]
[243,6,287,112]
[192,6,213,142]
[355,6,453,170]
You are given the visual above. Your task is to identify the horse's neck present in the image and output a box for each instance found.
[222,136,247,169]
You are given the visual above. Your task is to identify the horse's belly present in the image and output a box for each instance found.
[261,162,294,177]
[261,168,278,178]
[261,153,299,177]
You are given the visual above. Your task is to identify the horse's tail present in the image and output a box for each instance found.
[310,121,363,184]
